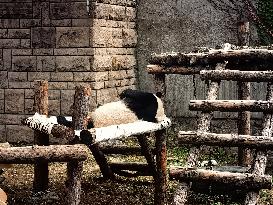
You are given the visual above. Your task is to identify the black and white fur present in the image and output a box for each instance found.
[57,89,166,129]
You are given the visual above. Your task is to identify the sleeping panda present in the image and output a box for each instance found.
[57,89,166,129]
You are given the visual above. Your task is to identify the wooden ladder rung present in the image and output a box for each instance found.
[200,70,273,82]
[100,145,142,155]
[109,162,152,177]
[179,131,273,149]
[169,167,272,191]
[189,100,273,112]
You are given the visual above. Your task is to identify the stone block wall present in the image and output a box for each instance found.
[0,0,137,143]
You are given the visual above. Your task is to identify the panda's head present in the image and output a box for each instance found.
[120,89,166,123]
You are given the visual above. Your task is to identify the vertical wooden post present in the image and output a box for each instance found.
[154,129,167,205]
[237,20,252,166]
[67,85,91,205]
[33,80,49,192]
[153,73,167,205]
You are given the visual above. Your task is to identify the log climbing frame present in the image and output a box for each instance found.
[147,47,273,205]
[22,81,171,205]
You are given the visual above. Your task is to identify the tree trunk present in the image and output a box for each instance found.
[178,131,273,149]
[189,100,273,112]
[170,168,271,191]
[200,70,273,82]
[33,80,49,192]
[0,145,87,163]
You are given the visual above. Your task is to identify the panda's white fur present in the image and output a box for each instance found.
[88,93,166,128]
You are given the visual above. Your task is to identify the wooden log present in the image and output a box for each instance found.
[173,62,226,205]
[109,162,150,172]
[80,130,114,179]
[189,100,273,112]
[100,145,142,155]
[237,81,251,166]
[178,131,273,149]
[245,83,273,204]
[0,145,87,163]
[72,85,91,131]
[33,80,49,192]
[147,64,202,75]
[200,70,273,82]
[149,49,273,70]
[169,168,272,191]
[67,85,91,205]
[137,134,157,178]
[22,115,75,141]
[154,129,167,205]
[85,118,171,143]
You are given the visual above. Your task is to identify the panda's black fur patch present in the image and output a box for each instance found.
[119,89,159,122]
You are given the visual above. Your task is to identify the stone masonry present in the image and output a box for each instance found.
[0,0,137,143]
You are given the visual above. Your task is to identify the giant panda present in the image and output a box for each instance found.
[57,89,166,129]
[88,89,166,128]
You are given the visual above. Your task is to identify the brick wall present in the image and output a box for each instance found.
[0,0,137,143]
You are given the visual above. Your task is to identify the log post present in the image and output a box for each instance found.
[154,129,167,205]
[173,62,226,205]
[237,19,251,166]
[237,81,252,166]
[33,80,49,192]
[66,85,91,205]
[245,82,273,204]
[153,73,167,205]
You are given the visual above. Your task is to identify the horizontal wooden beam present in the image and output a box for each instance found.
[109,162,152,176]
[82,117,171,143]
[149,49,273,70]
[22,113,75,140]
[169,167,272,190]
[179,131,273,149]
[147,64,202,75]
[200,70,273,82]
[100,145,142,155]
[189,100,273,112]
[0,145,87,164]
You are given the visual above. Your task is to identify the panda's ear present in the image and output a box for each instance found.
[156,92,162,98]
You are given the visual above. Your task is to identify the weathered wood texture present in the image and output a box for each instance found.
[154,129,167,205]
[169,168,272,191]
[0,145,87,163]
[150,49,273,70]
[200,70,273,82]
[153,71,168,205]
[22,115,75,141]
[173,62,225,205]
[190,100,273,112]
[179,131,273,149]
[109,162,152,177]
[67,85,91,205]
[80,130,114,179]
[33,80,49,192]
[72,86,91,131]
[100,145,143,155]
[237,81,251,166]
[147,65,202,75]
[86,118,171,143]
[245,83,273,204]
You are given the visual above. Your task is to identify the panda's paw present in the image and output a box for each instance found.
[57,116,72,128]
[80,130,94,145]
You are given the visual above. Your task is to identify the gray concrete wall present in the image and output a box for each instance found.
[136,0,263,118]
